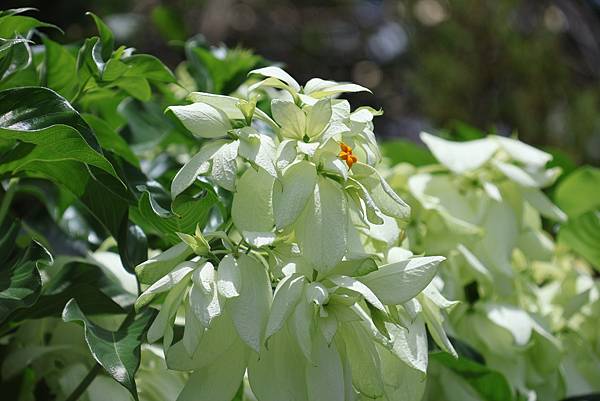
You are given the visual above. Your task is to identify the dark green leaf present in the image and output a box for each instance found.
[431,352,514,401]
[132,181,219,244]
[118,98,172,149]
[0,86,102,152]
[9,257,134,323]
[118,221,148,273]
[63,299,156,401]
[0,236,50,324]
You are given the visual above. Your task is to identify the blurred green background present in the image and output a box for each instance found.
[6,0,600,165]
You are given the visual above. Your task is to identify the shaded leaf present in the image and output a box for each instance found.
[62,299,156,401]
[431,352,514,401]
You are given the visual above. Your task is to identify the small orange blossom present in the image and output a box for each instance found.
[339,142,358,169]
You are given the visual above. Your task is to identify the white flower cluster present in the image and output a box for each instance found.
[387,133,595,399]
[135,67,451,401]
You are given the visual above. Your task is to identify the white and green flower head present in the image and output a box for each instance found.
[385,133,585,399]
[134,67,450,401]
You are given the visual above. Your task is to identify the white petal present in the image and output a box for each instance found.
[168,102,231,138]
[250,66,301,91]
[265,274,305,341]
[216,255,241,298]
[359,256,445,305]
[420,132,498,173]
[295,177,347,273]
[176,337,247,401]
[272,160,317,229]
[271,99,306,140]
[210,140,239,191]
[229,254,272,352]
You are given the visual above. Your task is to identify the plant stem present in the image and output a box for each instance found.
[64,363,102,401]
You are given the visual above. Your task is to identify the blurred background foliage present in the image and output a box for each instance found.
[6,0,600,165]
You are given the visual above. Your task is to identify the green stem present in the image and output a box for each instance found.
[64,363,102,401]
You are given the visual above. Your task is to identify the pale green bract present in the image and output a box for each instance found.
[134,67,448,401]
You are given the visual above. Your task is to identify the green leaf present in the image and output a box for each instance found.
[86,12,114,61]
[555,166,600,217]
[0,14,60,38]
[187,43,266,94]
[121,54,175,83]
[558,211,600,269]
[151,5,187,42]
[0,36,32,82]
[83,113,139,167]
[431,352,514,401]
[380,138,436,167]
[0,124,118,178]
[119,98,173,149]
[76,36,105,80]
[555,167,600,269]
[560,395,600,401]
[0,234,49,324]
[42,37,78,99]
[8,256,130,323]
[0,86,103,152]
[62,299,156,401]
[133,181,219,244]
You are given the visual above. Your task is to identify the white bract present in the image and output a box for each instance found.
[134,67,449,401]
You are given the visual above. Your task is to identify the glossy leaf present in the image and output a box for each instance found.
[0,230,49,324]
[63,299,156,401]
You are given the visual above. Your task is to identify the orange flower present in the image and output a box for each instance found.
[338,142,358,168]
